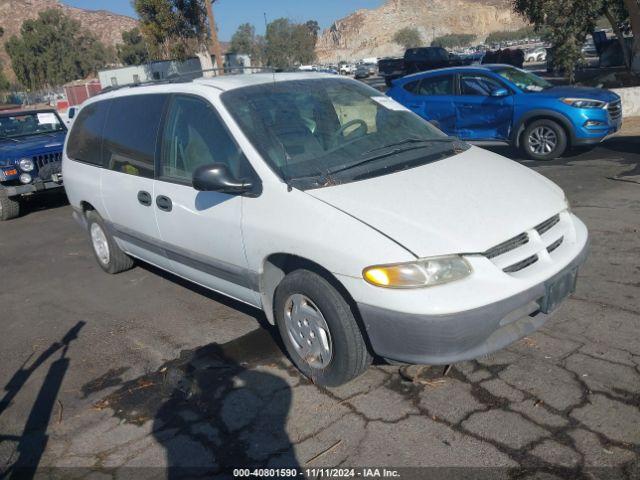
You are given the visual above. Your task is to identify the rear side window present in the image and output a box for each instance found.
[66,101,109,166]
[102,94,168,178]
[403,81,420,94]
[418,75,455,96]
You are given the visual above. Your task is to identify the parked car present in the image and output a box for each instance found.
[354,64,371,79]
[63,73,589,386]
[378,57,405,87]
[339,64,354,75]
[388,65,623,160]
[0,109,67,220]
[525,47,547,63]
[404,47,465,74]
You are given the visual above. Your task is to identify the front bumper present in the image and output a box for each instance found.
[4,178,64,197]
[357,239,589,365]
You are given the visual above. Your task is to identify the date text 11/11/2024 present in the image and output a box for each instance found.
[233,468,401,478]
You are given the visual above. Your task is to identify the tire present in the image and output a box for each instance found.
[0,189,20,221]
[521,119,568,161]
[274,269,372,387]
[86,211,134,274]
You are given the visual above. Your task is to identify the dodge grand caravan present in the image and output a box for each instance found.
[63,73,589,386]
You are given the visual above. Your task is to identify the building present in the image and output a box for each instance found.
[63,79,102,106]
[98,58,204,89]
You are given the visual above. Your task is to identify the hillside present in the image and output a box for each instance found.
[0,0,138,82]
[316,0,527,62]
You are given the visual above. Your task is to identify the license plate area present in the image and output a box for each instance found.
[538,268,578,314]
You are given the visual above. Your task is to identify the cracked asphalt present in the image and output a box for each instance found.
[0,121,638,479]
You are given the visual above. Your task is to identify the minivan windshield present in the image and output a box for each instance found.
[493,66,553,92]
[0,111,65,139]
[222,78,468,189]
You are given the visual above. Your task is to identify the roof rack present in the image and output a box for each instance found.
[96,67,278,96]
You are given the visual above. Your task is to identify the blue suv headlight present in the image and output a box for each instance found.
[561,98,606,109]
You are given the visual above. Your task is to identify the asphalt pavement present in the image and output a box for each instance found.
[0,124,639,478]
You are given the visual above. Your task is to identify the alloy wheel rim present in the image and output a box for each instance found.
[90,223,110,265]
[528,126,558,155]
[284,294,333,369]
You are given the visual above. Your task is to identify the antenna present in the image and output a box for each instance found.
[264,12,276,85]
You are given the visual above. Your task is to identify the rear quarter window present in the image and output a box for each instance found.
[66,101,110,166]
[102,94,168,179]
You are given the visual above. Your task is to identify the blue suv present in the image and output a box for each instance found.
[0,109,67,220]
[387,65,623,161]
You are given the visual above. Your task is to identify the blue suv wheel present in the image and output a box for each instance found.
[521,119,568,161]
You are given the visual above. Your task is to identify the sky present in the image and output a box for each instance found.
[61,0,385,41]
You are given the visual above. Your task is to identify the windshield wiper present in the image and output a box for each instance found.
[361,137,455,157]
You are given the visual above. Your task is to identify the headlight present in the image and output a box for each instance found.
[19,173,32,184]
[560,98,606,109]
[363,255,472,289]
[18,158,34,172]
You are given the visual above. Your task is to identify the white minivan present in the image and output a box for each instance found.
[63,73,589,386]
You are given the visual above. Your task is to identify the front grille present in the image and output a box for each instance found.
[535,214,560,235]
[483,232,529,259]
[608,100,622,120]
[503,254,539,273]
[32,152,62,169]
[547,236,564,253]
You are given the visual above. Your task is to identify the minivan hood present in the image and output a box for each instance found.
[537,86,618,103]
[306,147,566,258]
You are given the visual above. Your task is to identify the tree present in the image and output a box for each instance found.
[305,20,321,42]
[134,0,208,61]
[265,18,318,69]
[485,26,537,44]
[431,33,476,49]
[393,27,422,49]
[5,9,109,90]
[0,64,9,92]
[513,0,640,76]
[621,0,640,71]
[117,28,150,66]
[229,23,256,54]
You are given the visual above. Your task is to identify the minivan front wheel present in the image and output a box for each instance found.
[274,269,372,386]
[522,119,567,161]
[86,211,134,274]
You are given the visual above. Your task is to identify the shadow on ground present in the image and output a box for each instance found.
[0,322,85,480]
[88,328,300,477]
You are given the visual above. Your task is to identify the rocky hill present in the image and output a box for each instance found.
[0,0,137,81]
[316,0,527,62]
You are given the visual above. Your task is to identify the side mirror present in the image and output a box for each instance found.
[491,87,509,97]
[192,163,259,196]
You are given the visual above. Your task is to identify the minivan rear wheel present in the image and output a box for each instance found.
[0,190,20,221]
[86,211,134,274]
[521,119,567,161]
[274,269,372,386]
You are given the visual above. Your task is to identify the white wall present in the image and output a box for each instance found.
[612,86,640,118]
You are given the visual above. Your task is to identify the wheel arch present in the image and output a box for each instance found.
[260,253,360,327]
[80,200,96,214]
[512,110,574,148]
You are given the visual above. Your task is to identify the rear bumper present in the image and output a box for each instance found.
[4,179,63,197]
[357,239,589,365]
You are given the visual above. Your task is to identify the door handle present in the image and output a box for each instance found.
[156,195,173,212]
[137,190,152,206]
